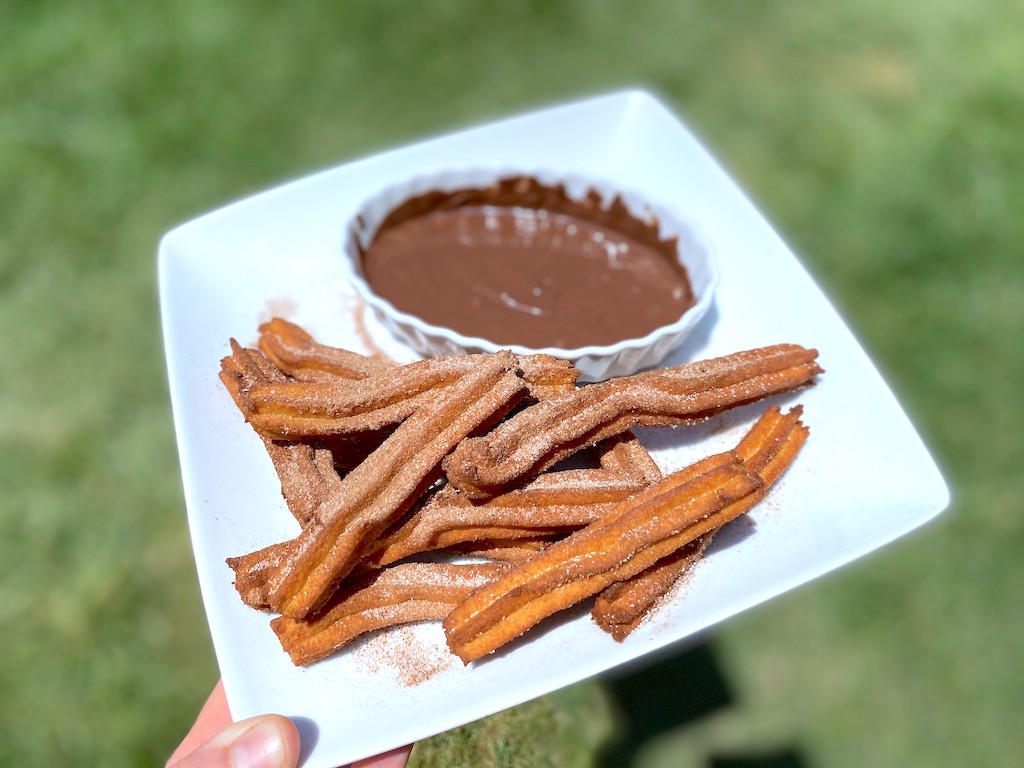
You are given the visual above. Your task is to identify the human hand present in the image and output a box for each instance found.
[167,681,411,768]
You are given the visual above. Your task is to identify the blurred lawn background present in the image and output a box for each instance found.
[2,1,1021,766]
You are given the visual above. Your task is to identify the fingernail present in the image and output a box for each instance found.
[231,718,289,768]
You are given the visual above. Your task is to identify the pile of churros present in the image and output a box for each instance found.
[220,318,821,665]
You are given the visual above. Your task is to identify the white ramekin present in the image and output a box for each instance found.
[343,168,719,381]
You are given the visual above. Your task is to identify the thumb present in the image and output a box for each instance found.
[170,714,301,768]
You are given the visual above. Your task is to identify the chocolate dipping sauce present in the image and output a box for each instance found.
[359,177,695,349]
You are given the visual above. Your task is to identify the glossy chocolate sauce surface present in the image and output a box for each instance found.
[360,177,695,349]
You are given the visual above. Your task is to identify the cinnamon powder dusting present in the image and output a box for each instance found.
[350,295,394,363]
[351,625,455,687]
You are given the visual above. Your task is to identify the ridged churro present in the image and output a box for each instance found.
[364,466,653,568]
[444,344,820,498]
[443,405,809,663]
[229,430,661,607]
[591,531,715,641]
[259,317,395,381]
[240,354,499,440]
[363,428,661,567]
[272,562,509,666]
[592,403,812,639]
[264,351,527,619]
[220,342,341,524]
[217,320,820,669]
[595,406,811,641]
[258,316,578,406]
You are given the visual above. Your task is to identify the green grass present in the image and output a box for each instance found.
[1,1,1021,765]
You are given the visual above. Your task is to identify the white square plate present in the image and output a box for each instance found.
[159,91,949,767]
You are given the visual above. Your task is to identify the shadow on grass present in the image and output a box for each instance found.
[598,640,809,768]
[710,751,808,768]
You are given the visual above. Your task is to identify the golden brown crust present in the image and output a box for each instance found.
[229,421,664,609]
[443,536,556,562]
[591,404,808,640]
[259,317,582,399]
[216,322,819,668]
[443,344,820,499]
[443,406,809,663]
[363,465,654,568]
[264,351,526,619]
[591,531,716,641]
[259,317,395,381]
[272,562,509,665]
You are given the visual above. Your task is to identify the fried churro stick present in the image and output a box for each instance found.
[220,343,340,524]
[240,354,498,440]
[587,406,808,638]
[589,405,809,639]
[589,409,811,643]
[444,344,820,499]
[443,457,756,663]
[591,531,715,641]
[364,467,652,568]
[237,354,579,441]
[259,317,395,381]
[443,406,809,663]
[261,441,340,526]
[595,431,663,484]
[272,562,509,666]
[364,428,662,567]
[263,351,527,619]
[258,316,579,400]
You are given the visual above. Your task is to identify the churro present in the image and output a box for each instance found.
[597,403,808,628]
[364,466,652,567]
[259,316,578,396]
[228,436,659,608]
[443,405,808,663]
[263,350,527,619]
[217,320,820,669]
[363,428,661,567]
[262,441,339,526]
[259,317,395,381]
[591,531,715,641]
[240,354,497,440]
[444,344,820,498]
[272,562,509,666]
[588,406,809,641]
[590,411,814,639]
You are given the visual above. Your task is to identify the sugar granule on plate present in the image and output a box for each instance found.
[352,624,455,687]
